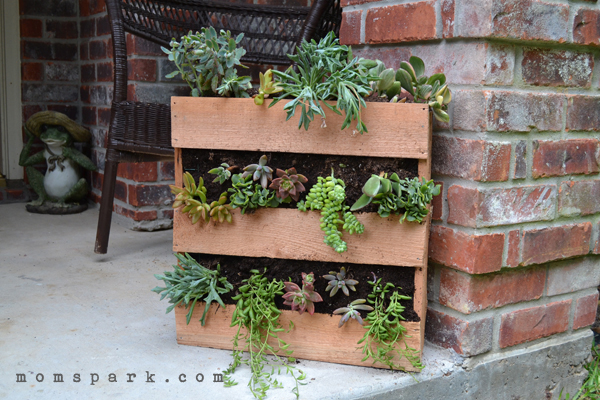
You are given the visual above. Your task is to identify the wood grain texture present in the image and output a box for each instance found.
[175,303,422,372]
[173,207,428,267]
[171,97,430,160]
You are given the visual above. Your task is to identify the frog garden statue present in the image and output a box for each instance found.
[19,111,97,214]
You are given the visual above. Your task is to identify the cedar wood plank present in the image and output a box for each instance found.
[175,303,422,372]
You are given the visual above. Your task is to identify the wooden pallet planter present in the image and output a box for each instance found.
[171,97,432,372]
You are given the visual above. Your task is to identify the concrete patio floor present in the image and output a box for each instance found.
[0,203,592,399]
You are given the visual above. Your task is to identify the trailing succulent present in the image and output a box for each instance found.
[282,272,323,315]
[298,170,364,253]
[152,253,232,326]
[323,267,358,297]
[333,299,373,328]
[162,27,251,97]
[228,173,280,214]
[358,278,423,371]
[225,269,305,399]
[269,32,378,134]
[269,167,308,203]
[351,172,440,224]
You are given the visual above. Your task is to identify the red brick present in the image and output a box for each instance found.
[114,179,127,202]
[20,19,43,38]
[506,229,520,268]
[81,63,95,82]
[96,15,111,36]
[160,161,175,181]
[45,20,78,39]
[547,257,600,296]
[114,204,158,222]
[428,225,505,274]
[90,39,108,59]
[573,9,600,46]
[433,136,511,182]
[341,0,379,5]
[80,19,96,39]
[82,106,96,126]
[485,44,515,85]
[80,42,89,61]
[439,267,545,314]
[340,10,361,46]
[453,0,492,38]
[97,62,113,82]
[127,59,157,82]
[452,90,486,131]
[161,209,174,219]
[499,300,571,348]
[532,139,600,178]
[117,162,158,182]
[522,49,593,88]
[567,96,600,131]
[353,47,412,71]
[22,41,78,61]
[425,308,492,356]
[126,34,163,56]
[22,105,43,122]
[128,184,172,207]
[98,107,111,127]
[365,2,436,44]
[21,62,43,81]
[491,0,568,43]
[559,180,600,217]
[486,91,564,132]
[441,0,455,38]
[448,185,556,228]
[574,292,600,330]
[45,62,79,81]
[80,0,106,16]
[514,141,527,180]
[431,181,444,221]
[522,223,592,266]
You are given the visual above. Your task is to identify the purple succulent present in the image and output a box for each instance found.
[269,167,308,202]
[282,272,323,315]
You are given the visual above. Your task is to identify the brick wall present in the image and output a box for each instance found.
[341,0,600,357]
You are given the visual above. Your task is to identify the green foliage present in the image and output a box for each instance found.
[299,170,364,253]
[559,345,600,400]
[242,155,274,189]
[162,27,251,97]
[269,167,308,202]
[228,173,280,214]
[151,253,233,326]
[282,272,323,315]
[208,163,233,184]
[323,267,359,297]
[358,278,423,371]
[209,192,233,223]
[351,173,441,224]
[254,70,283,106]
[224,269,306,399]
[270,32,377,134]
[333,299,373,328]
[170,172,215,224]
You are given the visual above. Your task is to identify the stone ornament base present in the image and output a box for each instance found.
[26,202,88,215]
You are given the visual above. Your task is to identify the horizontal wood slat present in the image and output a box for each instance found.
[173,208,428,267]
[175,303,422,372]
[171,97,430,160]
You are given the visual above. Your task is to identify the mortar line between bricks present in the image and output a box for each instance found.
[343,0,434,13]
[445,83,600,95]
[433,130,600,141]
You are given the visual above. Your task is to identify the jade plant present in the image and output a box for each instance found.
[323,267,358,297]
[298,169,364,253]
[224,269,306,399]
[228,173,280,214]
[333,299,373,328]
[268,32,378,134]
[162,27,251,97]
[358,278,423,371]
[242,155,273,189]
[282,272,323,315]
[269,167,308,202]
[152,253,233,326]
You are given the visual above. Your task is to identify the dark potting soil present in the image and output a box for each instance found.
[190,253,420,322]
[181,149,418,214]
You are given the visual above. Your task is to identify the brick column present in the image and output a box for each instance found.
[341,0,600,357]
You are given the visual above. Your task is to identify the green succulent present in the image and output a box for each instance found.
[162,27,251,97]
[209,192,233,223]
[254,69,283,106]
[242,155,273,189]
[368,60,401,99]
[170,172,214,224]
[323,267,359,297]
[269,167,308,202]
[208,163,234,184]
[397,177,441,223]
[228,173,280,214]
[333,299,373,328]
[350,172,401,215]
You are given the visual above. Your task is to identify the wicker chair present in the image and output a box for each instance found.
[94,0,342,254]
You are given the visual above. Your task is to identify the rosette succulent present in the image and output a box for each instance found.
[333,299,373,328]
[282,272,323,315]
[209,192,233,223]
[242,155,273,189]
[323,267,358,297]
[269,167,308,202]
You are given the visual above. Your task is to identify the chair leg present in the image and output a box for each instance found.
[94,156,119,254]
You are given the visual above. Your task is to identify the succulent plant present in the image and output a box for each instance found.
[254,69,283,106]
[333,299,373,328]
[162,27,251,97]
[209,192,233,223]
[228,173,280,214]
[323,267,359,297]
[269,167,308,202]
[242,155,273,189]
[397,177,441,223]
[350,172,401,213]
[170,171,208,208]
[282,272,323,315]
[208,163,235,184]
